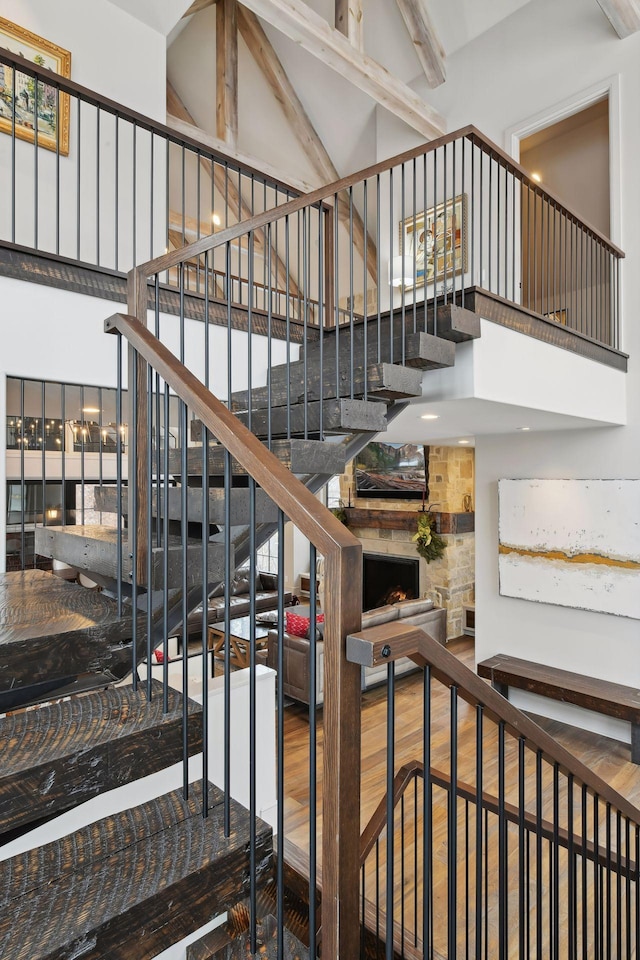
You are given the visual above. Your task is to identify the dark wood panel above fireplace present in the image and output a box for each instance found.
[344,509,474,535]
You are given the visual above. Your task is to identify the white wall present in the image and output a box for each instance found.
[1,1,166,118]
[0,1,168,268]
[416,0,640,739]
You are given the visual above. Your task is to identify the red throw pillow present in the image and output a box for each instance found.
[286,610,325,638]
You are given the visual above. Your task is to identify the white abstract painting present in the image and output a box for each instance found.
[498,479,640,619]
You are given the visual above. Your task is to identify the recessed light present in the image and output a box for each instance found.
[531,172,541,183]
[420,413,439,420]
[518,426,531,431]
[458,439,471,445]
[212,212,221,226]
[82,407,100,414]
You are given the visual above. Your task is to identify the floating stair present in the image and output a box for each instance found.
[0,679,201,838]
[234,398,387,437]
[0,570,134,706]
[169,438,346,477]
[429,302,482,342]
[94,485,279,526]
[303,328,456,370]
[35,525,228,590]
[230,360,422,411]
[0,781,273,960]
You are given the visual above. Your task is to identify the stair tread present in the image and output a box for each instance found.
[0,680,202,835]
[234,397,388,437]
[0,570,135,702]
[0,569,124,644]
[94,486,278,524]
[170,438,346,477]
[231,361,422,410]
[35,525,228,591]
[0,781,272,960]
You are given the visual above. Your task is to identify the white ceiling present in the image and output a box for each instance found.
[107,0,194,36]
[381,396,619,447]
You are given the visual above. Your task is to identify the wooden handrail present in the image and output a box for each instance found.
[348,627,640,825]
[0,49,299,195]
[106,311,363,958]
[135,122,623,280]
[360,759,638,880]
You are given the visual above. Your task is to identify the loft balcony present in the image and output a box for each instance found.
[0,51,626,432]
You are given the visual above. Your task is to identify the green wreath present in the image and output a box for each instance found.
[412,513,447,563]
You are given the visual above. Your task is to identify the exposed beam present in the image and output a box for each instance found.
[595,0,640,37]
[237,0,446,140]
[217,0,239,144]
[238,6,377,281]
[165,113,316,193]
[394,0,446,89]
[167,82,299,297]
[182,0,217,17]
[335,0,363,52]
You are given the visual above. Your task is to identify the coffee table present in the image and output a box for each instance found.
[208,615,270,675]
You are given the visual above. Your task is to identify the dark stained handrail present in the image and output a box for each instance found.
[135,123,624,281]
[106,311,364,959]
[348,626,640,826]
[360,759,639,880]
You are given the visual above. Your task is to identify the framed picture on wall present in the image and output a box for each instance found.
[0,17,71,155]
[399,193,468,290]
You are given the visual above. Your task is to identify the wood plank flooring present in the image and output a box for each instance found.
[280,638,640,958]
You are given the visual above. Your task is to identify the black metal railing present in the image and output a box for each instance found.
[106,309,363,959]
[0,50,298,293]
[349,630,640,959]
[127,124,624,474]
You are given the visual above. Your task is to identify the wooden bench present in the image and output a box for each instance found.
[477,654,640,765]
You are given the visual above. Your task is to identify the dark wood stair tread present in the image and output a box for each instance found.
[94,485,279,525]
[0,570,133,697]
[169,438,346,477]
[230,361,422,411]
[234,398,387,437]
[34,525,227,590]
[0,781,272,960]
[0,679,202,835]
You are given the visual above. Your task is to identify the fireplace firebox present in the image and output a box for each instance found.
[363,554,420,611]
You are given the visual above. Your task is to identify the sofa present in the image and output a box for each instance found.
[266,597,446,706]
[177,568,294,641]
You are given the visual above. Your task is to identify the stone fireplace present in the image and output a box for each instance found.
[339,445,476,640]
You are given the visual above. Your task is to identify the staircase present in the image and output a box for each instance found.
[2,117,635,960]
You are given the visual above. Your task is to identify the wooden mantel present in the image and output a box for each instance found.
[343,508,474,535]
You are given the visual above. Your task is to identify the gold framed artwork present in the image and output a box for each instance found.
[0,17,71,155]
[399,194,468,289]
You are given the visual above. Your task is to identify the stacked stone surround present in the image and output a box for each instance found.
[339,446,475,640]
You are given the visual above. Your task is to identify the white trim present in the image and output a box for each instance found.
[504,76,623,351]
[505,75,622,246]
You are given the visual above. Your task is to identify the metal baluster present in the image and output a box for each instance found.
[386,659,396,960]
[423,665,433,957]
[475,705,483,960]
[309,543,318,957]
[276,509,285,959]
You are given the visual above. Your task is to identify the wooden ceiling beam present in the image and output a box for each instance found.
[167,82,299,297]
[595,0,640,37]
[217,0,239,144]
[237,0,446,140]
[335,0,364,52]
[238,5,377,282]
[394,0,446,89]
[182,0,217,18]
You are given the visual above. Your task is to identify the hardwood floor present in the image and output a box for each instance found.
[280,637,640,957]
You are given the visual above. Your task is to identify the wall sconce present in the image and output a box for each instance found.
[389,256,413,288]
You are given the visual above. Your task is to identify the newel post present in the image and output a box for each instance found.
[126,269,149,585]
[322,541,363,958]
